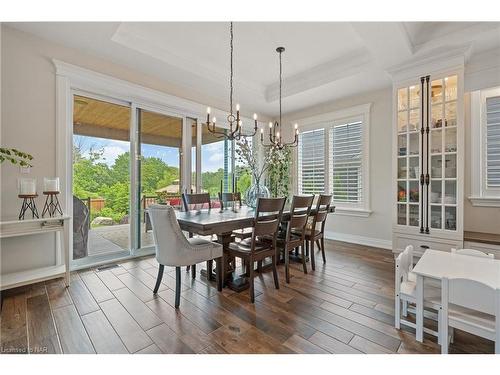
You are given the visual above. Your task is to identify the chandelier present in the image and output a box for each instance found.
[261,46,298,149]
[205,22,258,140]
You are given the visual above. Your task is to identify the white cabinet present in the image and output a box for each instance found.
[392,66,464,256]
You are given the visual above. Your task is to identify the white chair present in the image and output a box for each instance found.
[440,277,500,354]
[451,248,494,259]
[148,204,223,308]
[395,245,442,340]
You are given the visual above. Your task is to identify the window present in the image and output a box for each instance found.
[486,96,500,188]
[329,121,362,203]
[295,103,371,216]
[470,87,500,207]
[298,129,325,194]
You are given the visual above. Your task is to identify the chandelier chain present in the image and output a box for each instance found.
[230,21,233,117]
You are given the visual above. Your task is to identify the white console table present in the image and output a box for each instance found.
[0,215,71,291]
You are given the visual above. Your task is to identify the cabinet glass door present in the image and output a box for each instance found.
[429,75,458,231]
[397,84,421,227]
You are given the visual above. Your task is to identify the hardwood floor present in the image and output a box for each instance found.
[0,240,495,354]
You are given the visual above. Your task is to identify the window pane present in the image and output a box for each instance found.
[330,122,362,203]
[298,129,325,194]
[202,126,231,199]
[486,96,500,187]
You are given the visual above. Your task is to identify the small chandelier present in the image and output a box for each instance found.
[206,22,258,141]
[261,46,298,150]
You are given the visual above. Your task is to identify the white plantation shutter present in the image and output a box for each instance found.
[486,96,500,187]
[298,129,325,194]
[329,121,363,203]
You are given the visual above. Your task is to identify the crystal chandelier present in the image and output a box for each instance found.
[205,22,258,140]
[261,47,298,149]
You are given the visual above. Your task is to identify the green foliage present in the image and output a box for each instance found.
[267,146,292,199]
[95,207,125,224]
[0,147,33,167]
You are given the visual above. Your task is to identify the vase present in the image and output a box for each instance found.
[245,182,270,208]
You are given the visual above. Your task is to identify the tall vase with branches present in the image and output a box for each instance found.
[235,138,272,207]
[0,148,33,167]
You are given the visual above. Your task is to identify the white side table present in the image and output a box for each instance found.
[0,215,71,290]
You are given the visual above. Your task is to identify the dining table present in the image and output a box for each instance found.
[175,204,335,291]
[411,249,500,342]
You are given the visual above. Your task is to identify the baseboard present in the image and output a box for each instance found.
[324,231,393,250]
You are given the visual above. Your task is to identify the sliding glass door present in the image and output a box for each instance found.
[136,108,184,251]
[72,94,132,263]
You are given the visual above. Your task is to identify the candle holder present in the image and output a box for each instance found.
[41,178,62,218]
[42,191,63,217]
[18,194,39,220]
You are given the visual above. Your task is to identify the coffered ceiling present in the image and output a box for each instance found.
[8,22,500,118]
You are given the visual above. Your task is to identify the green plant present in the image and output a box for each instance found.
[0,147,33,167]
[267,146,292,199]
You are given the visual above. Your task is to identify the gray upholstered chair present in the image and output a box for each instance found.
[148,204,223,308]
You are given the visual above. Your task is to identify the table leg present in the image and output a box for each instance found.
[63,221,71,287]
[217,232,249,292]
[416,274,424,342]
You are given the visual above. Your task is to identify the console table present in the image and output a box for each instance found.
[0,215,71,291]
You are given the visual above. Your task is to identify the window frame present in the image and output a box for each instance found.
[470,87,500,207]
[294,103,372,217]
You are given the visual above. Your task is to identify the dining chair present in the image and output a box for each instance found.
[181,192,213,279]
[226,197,286,303]
[218,191,252,241]
[440,277,500,354]
[395,245,442,341]
[276,195,314,283]
[299,194,332,270]
[451,248,494,259]
[147,204,223,308]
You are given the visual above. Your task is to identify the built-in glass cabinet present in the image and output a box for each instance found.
[395,73,461,235]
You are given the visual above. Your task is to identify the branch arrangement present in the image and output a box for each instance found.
[0,148,33,167]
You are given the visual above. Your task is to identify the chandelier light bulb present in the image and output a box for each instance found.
[269,122,273,128]
[260,128,264,134]
[253,113,257,120]
[236,103,240,111]
[207,107,211,114]
[213,117,217,123]
[294,123,298,129]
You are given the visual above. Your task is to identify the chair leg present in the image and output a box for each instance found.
[285,248,290,284]
[310,240,316,271]
[316,239,321,250]
[249,258,255,303]
[395,294,401,329]
[272,255,279,290]
[207,260,213,280]
[257,260,263,273]
[191,264,196,279]
[215,257,223,292]
[301,245,308,274]
[305,240,309,257]
[153,264,164,294]
[175,267,181,309]
[321,237,326,263]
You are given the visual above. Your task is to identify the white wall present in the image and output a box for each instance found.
[282,88,394,248]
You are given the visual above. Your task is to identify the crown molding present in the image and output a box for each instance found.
[386,45,469,82]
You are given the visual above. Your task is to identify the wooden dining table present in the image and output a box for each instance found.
[175,204,335,291]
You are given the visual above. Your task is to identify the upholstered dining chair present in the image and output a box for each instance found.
[181,192,213,278]
[226,197,286,303]
[148,204,223,308]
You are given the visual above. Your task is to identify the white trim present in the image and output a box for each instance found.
[324,230,392,250]
[333,207,373,217]
[294,103,372,214]
[468,196,500,207]
[469,86,500,207]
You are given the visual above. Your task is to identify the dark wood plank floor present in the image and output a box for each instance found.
[0,240,495,354]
